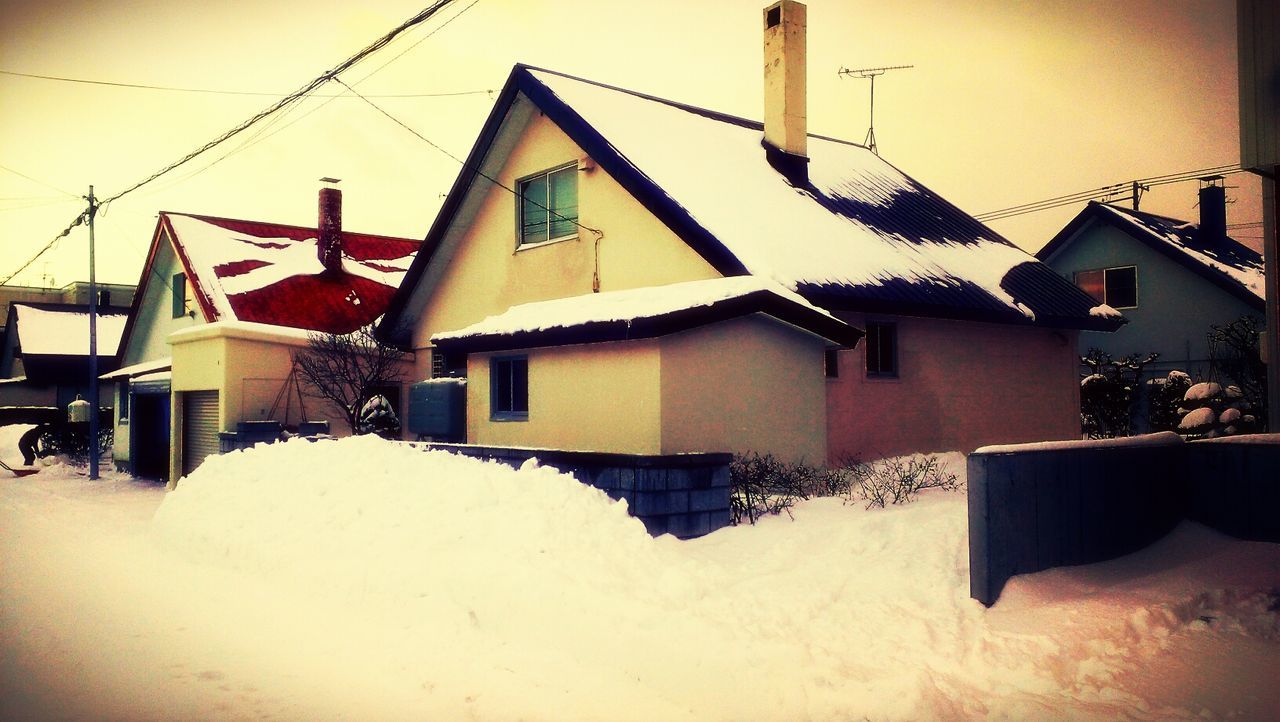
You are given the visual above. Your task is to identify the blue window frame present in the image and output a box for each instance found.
[490,356,528,420]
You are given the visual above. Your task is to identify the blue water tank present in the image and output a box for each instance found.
[408,379,466,440]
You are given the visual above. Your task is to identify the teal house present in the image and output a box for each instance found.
[1037,182,1265,378]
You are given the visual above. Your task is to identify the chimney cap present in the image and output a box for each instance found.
[320,176,342,185]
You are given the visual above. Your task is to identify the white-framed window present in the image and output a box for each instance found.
[518,163,578,247]
[865,321,898,378]
[490,355,528,420]
[1074,266,1137,309]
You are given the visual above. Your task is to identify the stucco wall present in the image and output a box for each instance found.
[468,340,662,454]
[1043,223,1263,375]
[409,99,720,380]
[827,314,1080,460]
[660,316,827,465]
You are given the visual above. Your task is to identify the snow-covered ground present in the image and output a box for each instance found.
[2,430,1277,721]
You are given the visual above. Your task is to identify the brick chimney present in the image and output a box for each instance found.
[1198,176,1227,242]
[318,177,343,273]
[763,0,808,173]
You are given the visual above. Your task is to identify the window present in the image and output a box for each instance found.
[1074,266,1137,309]
[118,381,130,420]
[518,164,578,246]
[172,272,186,318]
[490,356,528,420]
[431,348,467,379]
[824,349,840,378]
[865,322,898,378]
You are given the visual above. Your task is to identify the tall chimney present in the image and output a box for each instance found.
[1198,176,1227,242]
[763,1,807,160]
[318,177,343,273]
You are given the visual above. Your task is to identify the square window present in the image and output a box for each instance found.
[1074,269,1104,303]
[172,272,187,318]
[518,165,578,246]
[865,321,898,378]
[490,356,528,420]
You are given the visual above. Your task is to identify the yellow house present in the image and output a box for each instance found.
[379,1,1121,463]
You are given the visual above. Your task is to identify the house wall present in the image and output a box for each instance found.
[114,237,200,465]
[410,104,721,380]
[660,316,827,465]
[1043,223,1263,376]
[827,314,1080,460]
[468,340,663,454]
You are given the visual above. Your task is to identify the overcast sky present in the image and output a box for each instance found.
[0,0,1259,287]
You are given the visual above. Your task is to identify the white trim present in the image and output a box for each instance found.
[100,357,172,381]
[168,320,314,347]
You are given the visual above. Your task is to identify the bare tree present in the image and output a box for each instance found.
[294,325,409,434]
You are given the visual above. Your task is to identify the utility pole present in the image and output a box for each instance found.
[838,64,913,155]
[1131,180,1150,210]
[87,185,99,480]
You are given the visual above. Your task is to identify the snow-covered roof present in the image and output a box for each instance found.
[156,212,421,335]
[381,65,1119,344]
[1038,202,1265,309]
[100,357,171,381]
[10,303,129,357]
[432,276,862,353]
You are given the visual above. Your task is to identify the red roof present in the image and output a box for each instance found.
[161,212,421,335]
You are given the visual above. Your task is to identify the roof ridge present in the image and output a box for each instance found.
[159,210,421,246]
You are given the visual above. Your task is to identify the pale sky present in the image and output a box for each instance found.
[0,0,1259,287]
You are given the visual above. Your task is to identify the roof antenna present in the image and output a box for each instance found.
[838,65,913,155]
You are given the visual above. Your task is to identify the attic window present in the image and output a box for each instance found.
[766,6,781,28]
[172,272,186,318]
[518,164,578,247]
[1074,266,1137,309]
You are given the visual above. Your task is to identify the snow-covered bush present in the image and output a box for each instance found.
[1207,315,1268,430]
[728,453,844,524]
[1146,370,1193,432]
[1079,349,1157,438]
[846,455,960,510]
[1176,382,1258,439]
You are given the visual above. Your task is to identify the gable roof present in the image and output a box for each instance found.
[380,64,1120,345]
[432,276,863,354]
[7,302,130,357]
[119,212,421,353]
[1037,201,1265,310]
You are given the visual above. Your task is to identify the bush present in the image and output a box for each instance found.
[1079,349,1157,438]
[1146,370,1194,432]
[846,455,960,509]
[728,452,960,524]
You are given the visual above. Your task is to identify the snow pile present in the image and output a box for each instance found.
[12,304,128,356]
[433,275,836,341]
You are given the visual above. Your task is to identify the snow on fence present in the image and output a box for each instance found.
[968,432,1280,606]
[416,443,731,539]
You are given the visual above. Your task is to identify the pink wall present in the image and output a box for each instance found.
[827,314,1080,462]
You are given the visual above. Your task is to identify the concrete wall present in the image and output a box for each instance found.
[827,314,1080,461]
[408,100,720,380]
[1043,222,1262,376]
[469,340,663,454]
[660,316,827,465]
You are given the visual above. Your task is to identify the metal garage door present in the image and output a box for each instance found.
[182,391,220,476]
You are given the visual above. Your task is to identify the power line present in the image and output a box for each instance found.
[0,163,78,197]
[1,210,89,285]
[98,0,459,209]
[0,68,493,99]
[334,77,603,241]
[975,164,1245,222]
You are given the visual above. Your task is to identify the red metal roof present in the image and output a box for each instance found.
[162,212,421,335]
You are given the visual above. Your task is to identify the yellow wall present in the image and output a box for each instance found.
[660,316,827,464]
[410,99,721,380]
[468,340,662,454]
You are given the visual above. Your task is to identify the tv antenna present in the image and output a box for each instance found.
[838,64,913,155]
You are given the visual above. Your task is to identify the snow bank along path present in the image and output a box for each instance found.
[4,435,1279,720]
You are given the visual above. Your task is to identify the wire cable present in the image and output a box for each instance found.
[1,211,89,285]
[98,0,458,209]
[334,77,603,241]
[0,69,492,98]
[0,163,78,198]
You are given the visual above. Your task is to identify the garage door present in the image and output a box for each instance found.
[182,390,220,476]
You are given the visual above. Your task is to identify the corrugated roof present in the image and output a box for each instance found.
[161,212,421,335]
[381,65,1119,340]
[1038,202,1265,310]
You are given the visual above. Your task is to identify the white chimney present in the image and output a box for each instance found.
[763,0,807,160]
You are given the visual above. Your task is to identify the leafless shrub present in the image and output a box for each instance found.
[845,455,961,509]
[293,325,408,435]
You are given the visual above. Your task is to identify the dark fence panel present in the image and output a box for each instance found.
[418,443,732,539]
[968,433,1187,606]
[1186,435,1280,543]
